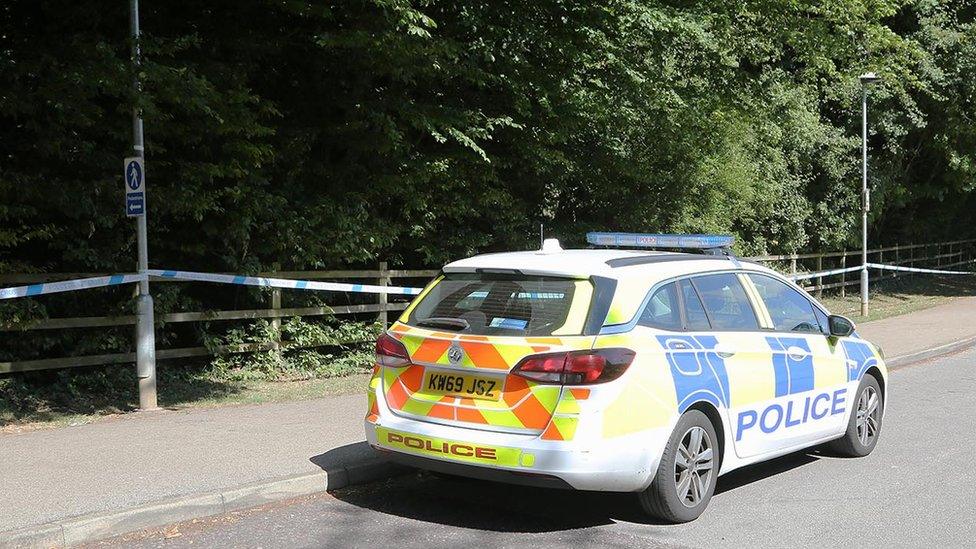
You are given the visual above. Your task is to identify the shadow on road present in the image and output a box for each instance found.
[324,443,826,534]
[714,450,821,495]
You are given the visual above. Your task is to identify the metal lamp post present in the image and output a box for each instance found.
[131,0,157,410]
[859,72,880,317]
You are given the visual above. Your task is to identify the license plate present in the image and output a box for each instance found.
[422,370,503,401]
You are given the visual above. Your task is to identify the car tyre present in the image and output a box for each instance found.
[638,409,718,523]
[828,374,883,457]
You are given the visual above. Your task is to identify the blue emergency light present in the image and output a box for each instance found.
[586,232,735,250]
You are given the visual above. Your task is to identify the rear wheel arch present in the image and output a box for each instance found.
[685,401,725,469]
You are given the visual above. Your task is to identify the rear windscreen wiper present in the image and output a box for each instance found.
[416,317,470,331]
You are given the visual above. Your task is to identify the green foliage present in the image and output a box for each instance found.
[204,317,379,381]
[2,0,974,270]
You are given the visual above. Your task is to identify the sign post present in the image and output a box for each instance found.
[124,157,145,216]
[130,0,157,410]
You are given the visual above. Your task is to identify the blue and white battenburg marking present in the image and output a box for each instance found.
[0,274,147,300]
[147,269,422,295]
[586,232,735,249]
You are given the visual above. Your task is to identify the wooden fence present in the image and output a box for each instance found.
[745,238,976,297]
[0,264,437,374]
[2,238,974,374]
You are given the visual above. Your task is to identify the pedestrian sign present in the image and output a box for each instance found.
[124,157,146,217]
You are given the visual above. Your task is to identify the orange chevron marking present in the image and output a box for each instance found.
[570,388,591,400]
[460,341,508,369]
[398,365,425,392]
[456,405,488,424]
[428,403,455,420]
[502,376,530,407]
[386,380,409,410]
[413,338,452,363]
[512,393,551,429]
[541,421,564,440]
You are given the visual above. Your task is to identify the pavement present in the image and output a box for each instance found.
[84,346,976,549]
[857,296,976,364]
[3,296,976,547]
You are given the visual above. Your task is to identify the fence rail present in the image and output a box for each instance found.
[0,266,435,374]
[2,238,975,374]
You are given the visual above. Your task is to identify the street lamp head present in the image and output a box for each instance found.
[860,72,881,85]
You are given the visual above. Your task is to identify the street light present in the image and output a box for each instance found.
[859,71,881,317]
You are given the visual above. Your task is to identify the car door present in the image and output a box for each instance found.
[671,272,780,459]
[641,275,771,417]
[739,273,849,452]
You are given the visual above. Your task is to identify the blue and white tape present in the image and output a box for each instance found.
[147,269,423,295]
[866,262,975,275]
[788,262,974,282]
[788,265,863,282]
[0,274,147,300]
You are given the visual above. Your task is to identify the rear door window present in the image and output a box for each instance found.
[638,282,682,330]
[691,273,759,331]
[406,274,590,336]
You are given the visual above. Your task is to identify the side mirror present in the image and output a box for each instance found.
[828,315,856,337]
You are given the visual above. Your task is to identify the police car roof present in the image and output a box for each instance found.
[442,248,779,281]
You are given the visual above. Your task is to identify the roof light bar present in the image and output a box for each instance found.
[586,232,734,250]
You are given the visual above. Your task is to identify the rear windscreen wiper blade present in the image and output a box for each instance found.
[416,317,470,331]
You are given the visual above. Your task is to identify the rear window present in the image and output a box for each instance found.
[406,274,591,336]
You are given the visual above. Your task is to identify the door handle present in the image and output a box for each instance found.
[714,345,736,359]
[787,346,809,362]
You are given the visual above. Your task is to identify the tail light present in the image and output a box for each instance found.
[512,348,635,385]
[375,333,410,368]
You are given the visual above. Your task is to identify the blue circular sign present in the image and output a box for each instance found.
[126,161,143,190]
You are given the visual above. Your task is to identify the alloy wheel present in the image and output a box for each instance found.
[855,385,881,446]
[674,425,714,507]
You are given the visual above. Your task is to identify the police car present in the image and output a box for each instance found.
[365,233,886,522]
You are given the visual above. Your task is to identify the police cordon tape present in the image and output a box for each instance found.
[787,261,976,282]
[865,262,976,275]
[787,265,863,282]
[0,270,423,300]
[4,261,975,300]
[145,269,423,295]
[0,274,147,300]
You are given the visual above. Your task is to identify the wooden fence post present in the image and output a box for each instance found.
[909,244,914,280]
[892,244,899,280]
[840,252,846,298]
[270,288,282,349]
[378,261,389,329]
[816,255,823,298]
[790,254,797,277]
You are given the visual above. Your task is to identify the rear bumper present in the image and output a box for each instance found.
[365,397,670,492]
[378,449,575,490]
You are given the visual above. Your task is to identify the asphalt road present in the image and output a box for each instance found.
[89,348,976,549]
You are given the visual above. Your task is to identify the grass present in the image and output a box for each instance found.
[3,274,975,434]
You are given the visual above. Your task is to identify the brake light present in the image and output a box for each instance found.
[375,333,411,368]
[512,348,634,385]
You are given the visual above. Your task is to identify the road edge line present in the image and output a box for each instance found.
[0,456,404,548]
[886,335,976,370]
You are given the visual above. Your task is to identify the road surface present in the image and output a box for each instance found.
[88,347,976,548]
